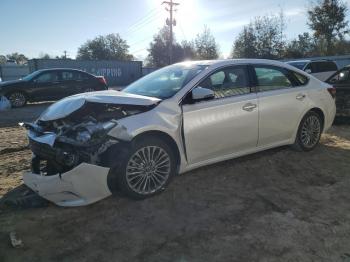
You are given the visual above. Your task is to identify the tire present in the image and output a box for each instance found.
[292,111,323,152]
[6,91,27,108]
[109,136,177,199]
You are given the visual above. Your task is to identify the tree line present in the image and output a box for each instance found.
[1,0,349,67]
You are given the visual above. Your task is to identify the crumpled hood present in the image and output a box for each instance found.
[39,90,161,121]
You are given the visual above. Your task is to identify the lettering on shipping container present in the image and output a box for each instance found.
[92,68,122,77]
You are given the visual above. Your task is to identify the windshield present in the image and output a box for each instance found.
[123,64,207,99]
[22,71,42,81]
[287,61,307,70]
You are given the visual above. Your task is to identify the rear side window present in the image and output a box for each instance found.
[254,66,292,92]
[291,71,309,86]
[77,72,92,80]
[61,71,74,80]
[313,62,337,73]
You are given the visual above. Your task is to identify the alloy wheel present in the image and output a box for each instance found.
[300,115,321,148]
[126,146,171,195]
[8,92,26,107]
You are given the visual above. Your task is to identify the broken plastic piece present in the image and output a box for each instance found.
[9,232,23,248]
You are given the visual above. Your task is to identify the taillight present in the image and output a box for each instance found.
[327,86,336,98]
[98,77,107,85]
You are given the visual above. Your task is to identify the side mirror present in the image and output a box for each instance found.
[305,69,312,74]
[192,86,215,101]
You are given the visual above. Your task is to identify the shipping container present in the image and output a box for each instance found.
[0,64,30,81]
[28,59,142,86]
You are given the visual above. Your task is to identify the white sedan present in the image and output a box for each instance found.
[23,59,336,206]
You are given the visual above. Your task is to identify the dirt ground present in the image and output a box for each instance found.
[0,124,350,262]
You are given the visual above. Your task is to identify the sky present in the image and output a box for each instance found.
[1,0,350,61]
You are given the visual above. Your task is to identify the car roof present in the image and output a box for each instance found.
[287,60,311,63]
[35,68,90,74]
[287,59,336,64]
[176,59,304,69]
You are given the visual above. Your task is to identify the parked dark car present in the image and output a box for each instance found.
[0,68,108,107]
[326,65,350,117]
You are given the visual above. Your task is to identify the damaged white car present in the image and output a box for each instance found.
[22,59,336,206]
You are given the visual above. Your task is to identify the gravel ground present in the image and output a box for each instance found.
[0,124,349,261]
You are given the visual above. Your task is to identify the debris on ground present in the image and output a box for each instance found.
[9,232,23,248]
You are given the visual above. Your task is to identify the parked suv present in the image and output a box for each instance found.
[287,60,338,81]
[0,68,108,107]
[326,65,350,117]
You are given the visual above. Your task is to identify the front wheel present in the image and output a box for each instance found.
[111,137,177,199]
[293,111,322,151]
[7,91,27,107]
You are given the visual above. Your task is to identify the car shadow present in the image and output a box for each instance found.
[1,135,349,212]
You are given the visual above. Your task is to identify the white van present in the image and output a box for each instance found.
[287,60,338,81]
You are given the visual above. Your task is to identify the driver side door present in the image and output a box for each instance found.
[182,65,259,165]
[31,71,63,100]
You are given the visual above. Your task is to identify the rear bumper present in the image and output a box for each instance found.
[24,163,111,207]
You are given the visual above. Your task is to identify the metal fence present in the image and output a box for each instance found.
[28,59,143,86]
[0,64,29,81]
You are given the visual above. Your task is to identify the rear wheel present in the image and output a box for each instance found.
[7,92,27,107]
[293,111,322,151]
[110,137,177,199]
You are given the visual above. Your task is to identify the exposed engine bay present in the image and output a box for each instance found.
[21,91,161,206]
[25,102,151,175]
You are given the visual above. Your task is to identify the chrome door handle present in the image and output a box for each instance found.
[296,93,306,100]
[242,103,257,112]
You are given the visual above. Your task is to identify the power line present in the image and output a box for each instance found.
[128,35,154,48]
[122,8,161,36]
[131,47,148,54]
[126,14,162,36]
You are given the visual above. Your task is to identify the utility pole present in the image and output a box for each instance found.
[63,50,67,59]
[162,0,179,65]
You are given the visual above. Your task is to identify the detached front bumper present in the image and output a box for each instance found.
[24,163,112,207]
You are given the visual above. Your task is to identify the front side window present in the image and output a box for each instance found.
[198,66,250,99]
[35,72,59,83]
[123,64,207,99]
[254,66,292,92]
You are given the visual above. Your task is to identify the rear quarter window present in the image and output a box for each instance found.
[291,71,309,86]
[313,62,338,73]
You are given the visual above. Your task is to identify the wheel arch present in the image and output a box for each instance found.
[4,89,30,106]
[291,106,326,144]
[308,107,325,131]
[5,89,30,100]
[132,130,181,173]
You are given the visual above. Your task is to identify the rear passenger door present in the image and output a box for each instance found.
[60,71,80,97]
[253,65,309,147]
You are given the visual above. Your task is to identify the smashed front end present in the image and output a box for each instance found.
[22,91,160,206]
